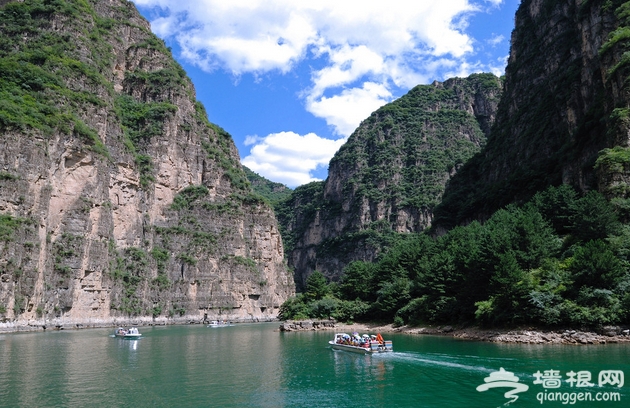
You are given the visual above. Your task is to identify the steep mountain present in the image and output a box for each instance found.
[0,0,294,328]
[436,0,630,228]
[278,74,503,288]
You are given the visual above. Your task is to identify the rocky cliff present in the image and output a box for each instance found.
[436,0,630,228]
[278,74,502,288]
[0,0,294,329]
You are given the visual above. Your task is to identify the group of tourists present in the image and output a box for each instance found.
[336,332,384,348]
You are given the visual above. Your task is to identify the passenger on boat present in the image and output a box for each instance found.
[361,334,370,348]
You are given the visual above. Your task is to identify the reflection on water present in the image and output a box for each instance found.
[114,338,139,350]
[332,349,392,383]
[114,338,140,369]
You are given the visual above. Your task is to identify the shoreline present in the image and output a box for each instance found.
[280,321,630,345]
[0,316,276,334]
[4,317,630,345]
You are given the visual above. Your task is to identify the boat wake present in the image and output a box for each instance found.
[378,351,516,375]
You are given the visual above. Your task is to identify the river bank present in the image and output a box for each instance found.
[0,315,274,334]
[279,320,630,345]
[4,317,630,345]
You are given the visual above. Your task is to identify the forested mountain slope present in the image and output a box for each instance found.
[278,74,502,288]
[0,0,294,328]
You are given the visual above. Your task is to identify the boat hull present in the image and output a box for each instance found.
[329,333,393,354]
[115,334,142,339]
[329,341,372,354]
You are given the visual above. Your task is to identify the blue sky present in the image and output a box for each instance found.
[132,0,521,188]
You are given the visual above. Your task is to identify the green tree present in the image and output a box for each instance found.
[305,271,329,301]
[278,295,309,320]
[434,222,484,318]
[486,251,534,324]
[568,240,625,295]
[309,297,339,319]
[332,299,370,322]
[373,277,412,320]
[568,191,620,242]
[338,261,376,301]
[481,205,560,271]
[528,258,570,326]
[529,184,578,234]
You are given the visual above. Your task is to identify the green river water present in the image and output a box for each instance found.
[0,322,628,407]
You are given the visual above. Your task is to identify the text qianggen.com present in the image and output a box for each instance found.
[536,390,621,405]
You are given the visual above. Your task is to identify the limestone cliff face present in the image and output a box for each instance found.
[279,75,502,288]
[436,0,630,228]
[0,0,294,328]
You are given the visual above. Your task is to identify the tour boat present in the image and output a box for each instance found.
[114,327,142,339]
[329,332,393,354]
[207,320,232,328]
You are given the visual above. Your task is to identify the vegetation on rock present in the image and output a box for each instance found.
[278,74,502,289]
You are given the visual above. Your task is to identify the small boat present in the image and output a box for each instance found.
[207,320,232,328]
[329,332,393,354]
[114,327,142,339]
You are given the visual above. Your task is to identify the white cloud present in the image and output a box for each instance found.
[487,55,510,77]
[443,60,484,80]
[133,0,510,184]
[487,34,505,47]
[244,135,262,146]
[133,0,493,135]
[306,82,392,137]
[310,45,385,93]
[136,0,318,74]
[241,131,346,187]
[136,0,477,74]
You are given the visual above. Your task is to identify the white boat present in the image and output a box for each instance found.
[207,320,232,328]
[114,327,142,339]
[329,332,393,354]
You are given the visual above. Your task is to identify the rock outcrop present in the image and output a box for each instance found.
[280,322,630,344]
[278,320,336,332]
[278,74,502,287]
[0,0,294,329]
